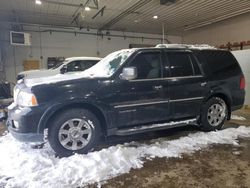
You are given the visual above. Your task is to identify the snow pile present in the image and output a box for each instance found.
[83,49,134,78]
[231,115,246,121]
[1,126,250,187]
[24,73,88,87]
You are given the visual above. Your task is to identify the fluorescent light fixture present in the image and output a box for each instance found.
[35,0,42,5]
[153,15,158,19]
[85,6,91,11]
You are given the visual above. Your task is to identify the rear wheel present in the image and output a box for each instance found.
[48,108,101,157]
[200,97,228,131]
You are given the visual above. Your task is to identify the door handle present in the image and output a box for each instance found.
[153,85,163,90]
[201,82,207,87]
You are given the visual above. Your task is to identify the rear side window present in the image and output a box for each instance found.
[194,50,242,78]
[166,53,193,77]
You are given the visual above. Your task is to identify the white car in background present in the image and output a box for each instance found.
[17,57,102,80]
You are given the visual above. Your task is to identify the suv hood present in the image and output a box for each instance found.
[24,72,94,88]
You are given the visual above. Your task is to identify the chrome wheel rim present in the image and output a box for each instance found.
[58,118,92,151]
[207,102,226,127]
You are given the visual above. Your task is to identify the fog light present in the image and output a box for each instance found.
[13,121,19,129]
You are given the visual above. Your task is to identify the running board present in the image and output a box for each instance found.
[115,118,197,136]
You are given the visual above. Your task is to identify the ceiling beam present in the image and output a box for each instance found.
[184,7,250,31]
[99,0,152,31]
[92,6,106,19]
[42,0,97,9]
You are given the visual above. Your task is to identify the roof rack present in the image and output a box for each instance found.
[155,44,217,50]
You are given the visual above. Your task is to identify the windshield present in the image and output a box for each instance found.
[83,49,134,78]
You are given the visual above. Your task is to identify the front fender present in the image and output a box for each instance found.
[37,100,109,134]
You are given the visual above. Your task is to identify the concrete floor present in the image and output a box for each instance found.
[0,109,250,188]
[94,109,250,188]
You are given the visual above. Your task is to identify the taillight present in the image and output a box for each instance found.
[240,75,245,90]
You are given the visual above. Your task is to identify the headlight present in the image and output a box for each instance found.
[16,91,38,107]
[13,87,20,103]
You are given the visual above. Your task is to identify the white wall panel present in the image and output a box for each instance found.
[232,50,250,105]
[183,13,250,46]
[1,25,181,83]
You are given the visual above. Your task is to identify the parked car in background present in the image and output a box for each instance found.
[7,44,245,157]
[16,57,102,80]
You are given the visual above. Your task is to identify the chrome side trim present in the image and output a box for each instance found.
[115,118,197,135]
[114,97,204,108]
[129,75,203,82]
[169,97,204,102]
[114,100,169,109]
[168,75,203,79]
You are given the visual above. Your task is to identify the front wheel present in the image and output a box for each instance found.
[200,97,228,131]
[48,108,101,157]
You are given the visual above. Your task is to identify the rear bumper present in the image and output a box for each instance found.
[231,90,245,109]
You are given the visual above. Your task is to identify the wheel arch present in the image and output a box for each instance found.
[38,102,108,135]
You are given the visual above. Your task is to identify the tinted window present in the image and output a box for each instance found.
[194,50,242,78]
[129,52,162,79]
[67,60,98,72]
[190,55,201,75]
[67,61,81,72]
[167,53,193,77]
[79,60,98,70]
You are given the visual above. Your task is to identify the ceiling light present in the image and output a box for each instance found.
[35,0,42,5]
[85,6,91,11]
[153,15,158,19]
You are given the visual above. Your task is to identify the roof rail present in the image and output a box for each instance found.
[155,44,217,50]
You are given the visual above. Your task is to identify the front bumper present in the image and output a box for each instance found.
[7,104,46,142]
[7,127,43,142]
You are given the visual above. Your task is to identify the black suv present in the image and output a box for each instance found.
[7,44,245,157]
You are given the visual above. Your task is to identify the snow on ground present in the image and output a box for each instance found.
[1,126,250,188]
[231,115,246,121]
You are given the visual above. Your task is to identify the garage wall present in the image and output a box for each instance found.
[232,50,250,105]
[183,13,250,46]
[0,24,181,83]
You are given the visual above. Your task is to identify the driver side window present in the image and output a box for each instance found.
[66,61,82,72]
[129,52,162,80]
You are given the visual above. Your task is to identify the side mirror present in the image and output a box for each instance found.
[120,67,137,80]
[60,65,67,74]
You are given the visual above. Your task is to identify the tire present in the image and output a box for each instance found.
[200,97,228,131]
[48,108,101,157]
